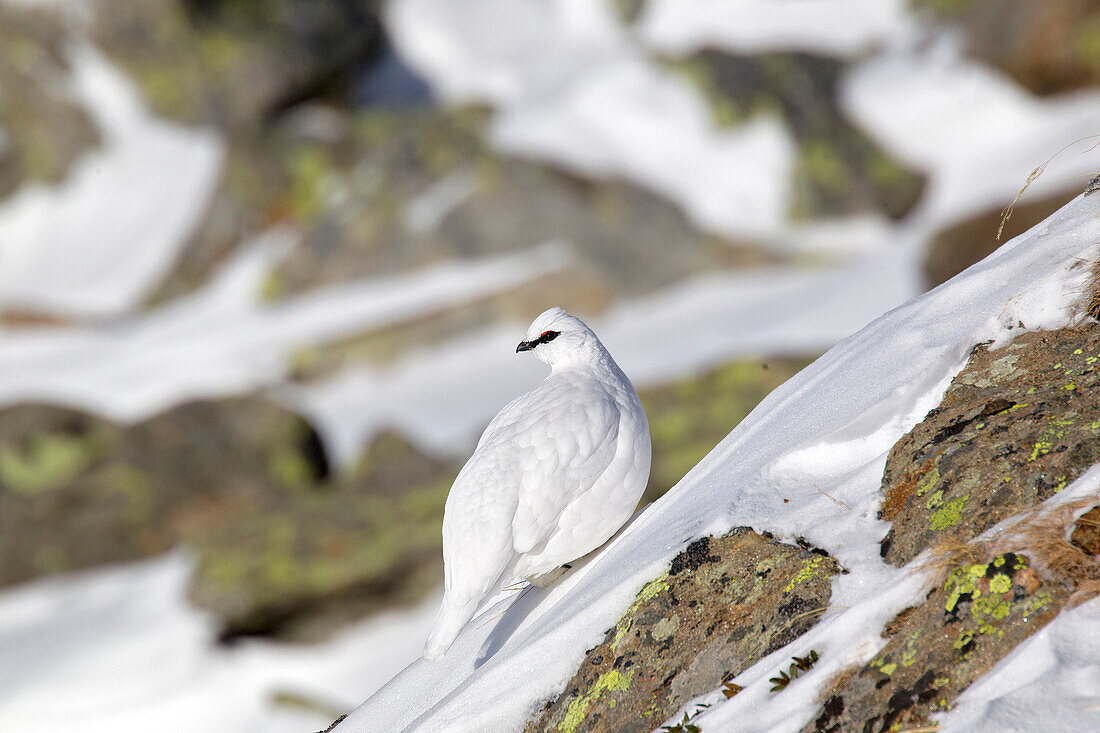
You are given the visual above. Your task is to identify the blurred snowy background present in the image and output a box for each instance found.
[0,0,1098,730]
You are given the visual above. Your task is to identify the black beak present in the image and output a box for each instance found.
[516,340,535,353]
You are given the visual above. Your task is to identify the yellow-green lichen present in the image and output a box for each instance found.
[0,432,101,496]
[916,461,941,497]
[953,629,975,651]
[611,574,670,650]
[988,573,1011,595]
[1029,441,1052,461]
[557,669,635,733]
[944,563,985,613]
[784,556,829,593]
[930,495,968,530]
[1026,591,1053,617]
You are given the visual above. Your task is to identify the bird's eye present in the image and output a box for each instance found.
[539,330,560,343]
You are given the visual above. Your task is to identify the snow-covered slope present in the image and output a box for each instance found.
[339,193,1100,731]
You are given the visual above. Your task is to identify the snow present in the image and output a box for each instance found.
[639,0,914,57]
[338,194,1100,731]
[0,554,437,733]
[0,43,224,318]
[0,236,568,422]
[386,0,796,240]
[388,0,1100,248]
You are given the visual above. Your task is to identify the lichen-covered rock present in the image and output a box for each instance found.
[879,323,1100,565]
[913,0,1100,96]
[0,399,457,639]
[526,530,838,733]
[806,552,1070,733]
[666,51,926,221]
[0,4,100,200]
[154,104,781,364]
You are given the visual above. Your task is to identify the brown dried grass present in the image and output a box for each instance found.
[922,498,1100,599]
[1086,257,1100,323]
[996,136,1100,241]
[815,662,861,704]
[920,536,989,586]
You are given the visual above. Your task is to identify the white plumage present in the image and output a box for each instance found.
[423,307,651,660]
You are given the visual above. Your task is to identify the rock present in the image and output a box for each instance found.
[923,191,1078,288]
[0,398,456,639]
[84,0,787,341]
[90,0,384,131]
[805,551,1073,733]
[526,530,838,733]
[666,51,926,221]
[0,4,100,200]
[879,322,1100,566]
[610,0,648,24]
[1071,506,1100,555]
[913,0,1100,96]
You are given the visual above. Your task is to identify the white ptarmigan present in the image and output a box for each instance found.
[422,307,651,660]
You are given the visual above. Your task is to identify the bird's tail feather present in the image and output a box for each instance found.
[423,592,480,660]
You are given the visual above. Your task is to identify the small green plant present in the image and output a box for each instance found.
[721,679,743,699]
[769,650,820,692]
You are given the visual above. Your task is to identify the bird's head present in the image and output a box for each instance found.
[516,307,604,368]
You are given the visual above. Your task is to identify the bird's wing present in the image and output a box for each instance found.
[506,379,620,555]
[441,376,620,598]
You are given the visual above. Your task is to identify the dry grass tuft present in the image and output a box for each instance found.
[988,499,1100,594]
[816,662,861,704]
[921,499,1100,601]
[1086,258,1100,322]
[996,136,1100,241]
[881,605,920,639]
[920,536,989,585]
[1068,579,1100,608]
